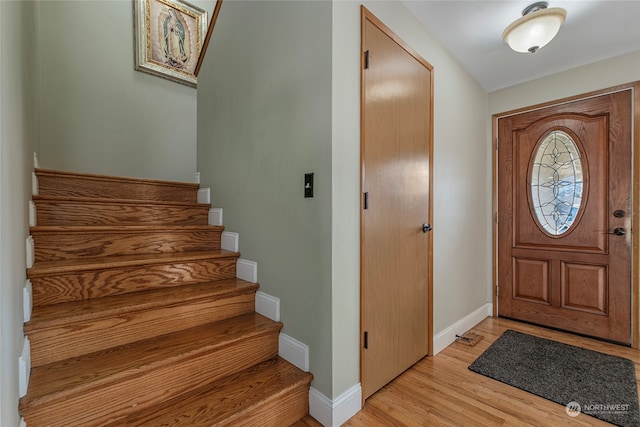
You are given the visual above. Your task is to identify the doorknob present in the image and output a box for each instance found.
[613,227,626,236]
[422,223,432,233]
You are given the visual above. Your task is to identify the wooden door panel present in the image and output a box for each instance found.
[513,258,551,305]
[513,116,608,252]
[498,90,632,344]
[560,262,608,315]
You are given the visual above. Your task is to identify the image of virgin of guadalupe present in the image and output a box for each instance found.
[162,8,191,69]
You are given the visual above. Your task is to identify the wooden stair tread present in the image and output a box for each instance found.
[35,169,200,203]
[32,194,209,208]
[21,313,281,407]
[28,250,239,276]
[119,357,312,426]
[30,225,224,233]
[25,278,258,330]
[32,195,211,227]
[35,168,200,190]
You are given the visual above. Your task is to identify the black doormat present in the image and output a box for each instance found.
[469,330,640,427]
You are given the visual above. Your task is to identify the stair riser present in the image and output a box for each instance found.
[28,293,256,367]
[219,385,310,427]
[33,230,222,261]
[36,173,198,203]
[35,201,209,226]
[115,358,313,427]
[30,258,237,306]
[21,333,279,427]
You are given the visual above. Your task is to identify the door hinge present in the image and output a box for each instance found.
[364,50,370,69]
[364,331,369,349]
[495,212,498,224]
[364,192,369,209]
[495,138,499,150]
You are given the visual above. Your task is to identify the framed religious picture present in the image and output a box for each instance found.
[134,0,209,87]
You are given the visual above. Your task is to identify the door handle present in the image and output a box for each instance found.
[422,223,432,233]
[613,227,626,236]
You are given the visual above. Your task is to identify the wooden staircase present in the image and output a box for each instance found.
[20,169,313,426]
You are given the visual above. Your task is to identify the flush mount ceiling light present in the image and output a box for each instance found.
[503,2,567,53]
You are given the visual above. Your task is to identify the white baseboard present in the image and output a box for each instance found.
[33,152,39,169]
[221,231,239,252]
[29,201,36,227]
[197,188,210,204]
[254,291,309,373]
[208,208,223,226]
[309,384,362,427]
[237,258,257,283]
[255,291,279,321]
[194,172,200,184]
[433,303,493,355]
[20,417,26,427]
[309,388,332,427]
[254,289,341,425]
[32,172,38,196]
[18,337,31,398]
[279,333,309,372]
[23,280,32,323]
[26,236,34,269]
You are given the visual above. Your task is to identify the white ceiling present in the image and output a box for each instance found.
[402,0,640,92]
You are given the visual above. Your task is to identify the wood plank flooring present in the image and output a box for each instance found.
[342,316,640,426]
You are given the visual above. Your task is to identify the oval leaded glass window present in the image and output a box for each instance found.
[530,130,584,236]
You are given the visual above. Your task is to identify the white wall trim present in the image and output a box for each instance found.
[23,280,32,323]
[29,200,36,227]
[32,172,38,196]
[253,290,309,374]
[221,231,239,252]
[433,303,493,355]
[26,236,34,269]
[194,171,200,184]
[254,289,330,426]
[236,258,257,283]
[309,388,332,427]
[255,290,279,322]
[208,208,223,226]
[309,384,362,427]
[279,333,309,372]
[33,152,40,169]
[197,187,210,204]
[18,337,31,398]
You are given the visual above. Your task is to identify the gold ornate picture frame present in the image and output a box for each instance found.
[134,0,208,87]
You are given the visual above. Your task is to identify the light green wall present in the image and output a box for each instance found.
[37,0,206,182]
[331,0,491,397]
[329,1,360,399]
[1,0,38,425]
[489,51,640,114]
[197,0,333,396]
[198,0,492,401]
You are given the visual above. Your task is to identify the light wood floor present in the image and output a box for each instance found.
[300,316,640,426]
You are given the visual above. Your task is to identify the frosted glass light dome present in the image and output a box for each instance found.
[503,3,567,53]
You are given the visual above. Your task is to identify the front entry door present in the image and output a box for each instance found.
[361,8,433,400]
[497,89,632,344]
